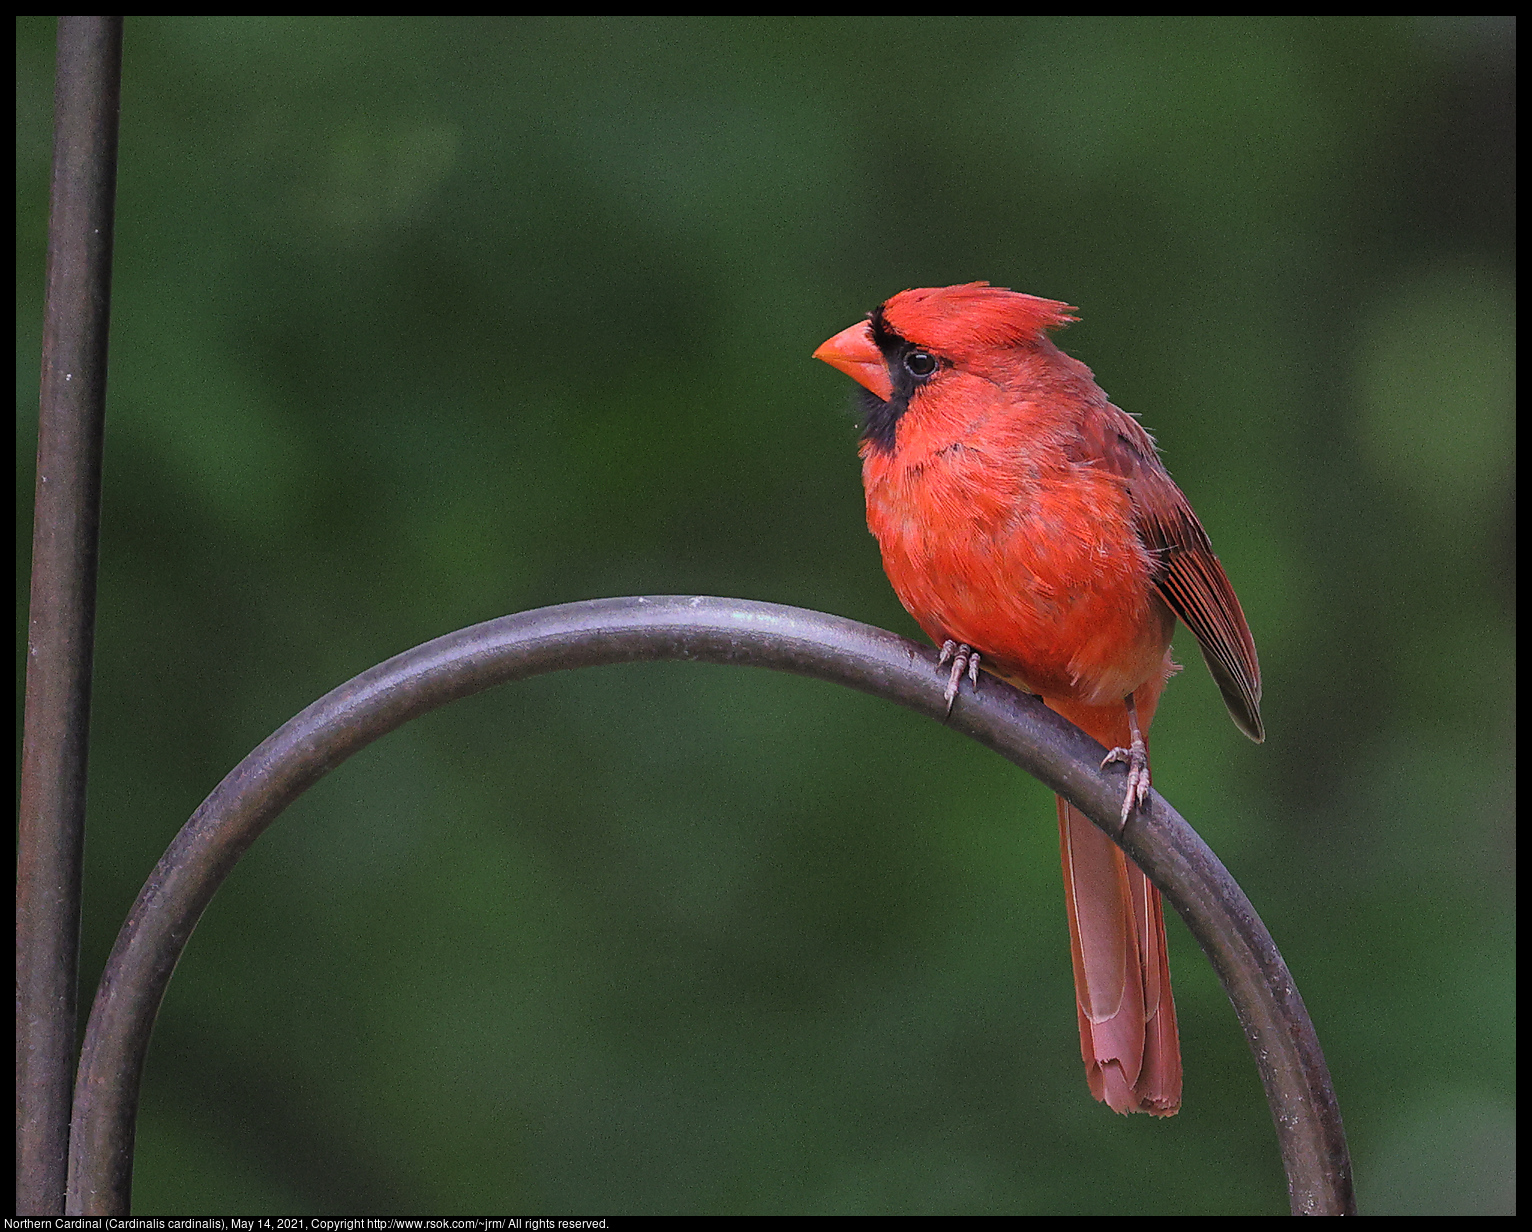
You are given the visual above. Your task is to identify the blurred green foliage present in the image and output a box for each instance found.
[17,15,1513,1216]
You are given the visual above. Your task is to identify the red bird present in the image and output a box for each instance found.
[814,283,1262,1115]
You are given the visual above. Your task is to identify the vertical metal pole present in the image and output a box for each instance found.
[18,16,124,1216]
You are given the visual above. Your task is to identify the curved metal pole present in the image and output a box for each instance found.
[19,15,124,1216]
[66,596,1353,1215]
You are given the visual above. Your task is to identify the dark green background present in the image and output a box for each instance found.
[17,16,1514,1216]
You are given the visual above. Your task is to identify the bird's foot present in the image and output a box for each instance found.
[937,641,981,714]
[1101,734,1151,824]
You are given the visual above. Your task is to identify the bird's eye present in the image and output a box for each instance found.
[905,350,938,377]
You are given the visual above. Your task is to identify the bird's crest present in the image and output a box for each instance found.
[878,282,1078,355]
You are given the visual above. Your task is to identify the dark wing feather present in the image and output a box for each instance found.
[1077,404,1264,743]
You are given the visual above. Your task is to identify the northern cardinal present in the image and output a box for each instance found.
[814,283,1262,1115]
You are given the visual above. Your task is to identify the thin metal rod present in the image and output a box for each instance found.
[17,16,124,1218]
[66,597,1352,1215]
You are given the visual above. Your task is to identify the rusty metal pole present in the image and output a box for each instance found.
[18,15,124,1216]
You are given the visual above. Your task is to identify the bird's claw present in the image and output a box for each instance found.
[937,641,981,714]
[1102,735,1151,824]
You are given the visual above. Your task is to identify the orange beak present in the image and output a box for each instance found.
[813,320,892,402]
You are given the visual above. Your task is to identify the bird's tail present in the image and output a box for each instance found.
[1047,676,1181,1116]
[1056,794,1181,1115]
